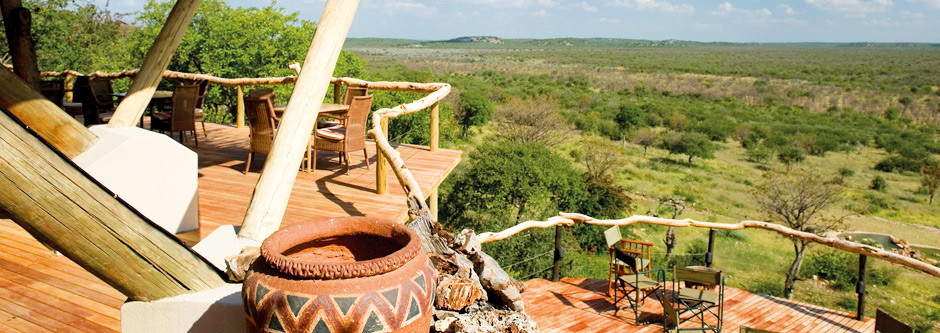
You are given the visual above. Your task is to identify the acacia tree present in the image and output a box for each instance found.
[922,162,940,204]
[662,132,716,166]
[630,127,660,155]
[494,95,569,146]
[753,168,843,299]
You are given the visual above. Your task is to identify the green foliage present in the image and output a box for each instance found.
[884,107,901,121]
[839,167,855,180]
[746,144,773,164]
[803,249,898,291]
[440,141,630,278]
[871,175,888,191]
[456,89,494,135]
[661,132,716,166]
[664,239,708,268]
[777,146,806,166]
[615,103,644,135]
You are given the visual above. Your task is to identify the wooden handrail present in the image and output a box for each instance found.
[476,212,940,279]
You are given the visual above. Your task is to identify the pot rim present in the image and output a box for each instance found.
[260,217,421,279]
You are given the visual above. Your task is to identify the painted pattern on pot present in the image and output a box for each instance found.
[243,217,436,333]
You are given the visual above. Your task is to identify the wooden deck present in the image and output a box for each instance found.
[0,122,462,332]
[523,278,876,333]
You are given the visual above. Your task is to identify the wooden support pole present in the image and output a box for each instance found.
[376,117,389,194]
[552,225,563,282]
[237,0,359,243]
[0,68,97,159]
[429,186,438,220]
[108,0,202,127]
[0,0,40,89]
[430,102,439,151]
[333,82,342,104]
[856,254,868,320]
[236,85,245,128]
[0,107,224,301]
[706,228,716,267]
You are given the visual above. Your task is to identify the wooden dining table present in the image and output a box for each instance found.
[273,103,350,119]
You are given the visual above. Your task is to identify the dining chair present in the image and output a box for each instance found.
[87,78,116,124]
[249,88,279,126]
[39,79,66,108]
[308,95,373,173]
[151,85,200,147]
[343,86,369,105]
[243,94,279,174]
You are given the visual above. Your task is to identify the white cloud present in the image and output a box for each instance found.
[538,0,561,7]
[599,17,621,22]
[611,0,695,13]
[805,0,894,17]
[470,0,532,8]
[711,2,805,26]
[908,0,940,8]
[778,4,798,15]
[382,0,438,17]
[532,9,550,16]
[581,1,599,12]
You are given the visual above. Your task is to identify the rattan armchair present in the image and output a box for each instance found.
[307,95,373,173]
[39,79,65,108]
[87,78,116,124]
[151,85,200,147]
[243,93,279,174]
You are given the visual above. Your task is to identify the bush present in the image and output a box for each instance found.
[871,175,887,191]
[456,89,494,135]
[746,144,773,164]
[803,249,898,291]
[777,146,806,166]
[839,167,855,180]
[661,132,716,166]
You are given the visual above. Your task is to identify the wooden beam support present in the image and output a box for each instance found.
[0,68,96,159]
[429,186,438,220]
[333,82,343,104]
[0,107,224,301]
[236,85,245,128]
[108,0,202,127]
[856,254,868,320]
[0,0,40,89]
[430,102,439,151]
[237,0,359,243]
[376,117,389,194]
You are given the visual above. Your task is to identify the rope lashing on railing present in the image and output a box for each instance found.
[476,212,940,279]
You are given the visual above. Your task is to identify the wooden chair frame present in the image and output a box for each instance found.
[605,226,654,295]
[672,267,725,333]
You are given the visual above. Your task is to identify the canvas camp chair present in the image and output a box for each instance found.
[739,327,777,333]
[612,267,664,325]
[672,266,725,333]
[875,310,913,333]
[604,226,653,295]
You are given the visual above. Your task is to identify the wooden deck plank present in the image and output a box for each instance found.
[522,278,874,333]
[0,122,462,332]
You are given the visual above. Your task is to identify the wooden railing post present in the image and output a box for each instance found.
[1,0,40,89]
[108,0,202,127]
[857,254,868,320]
[430,102,439,151]
[376,116,389,194]
[706,228,716,267]
[552,225,564,282]
[236,85,245,128]
[237,0,359,243]
[333,82,342,104]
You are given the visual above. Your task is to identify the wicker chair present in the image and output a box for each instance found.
[151,85,200,147]
[243,94,279,174]
[193,80,209,137]
[343,86,369,105]
[39,79,66,108]
[308,95,373,173]
[87,78,116,124]
[248,88,279,126]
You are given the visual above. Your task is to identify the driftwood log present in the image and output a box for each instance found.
[108,0,202,127]
[236,0,359,243]
[476,212,940,279]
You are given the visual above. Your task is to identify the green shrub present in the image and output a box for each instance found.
[871,176,887,191]
[803,249,898,291]
[748,278,785,297]
[839,167,855,180]
[661,132,716,166]
[746,144,773,164]
[777,146,806,166]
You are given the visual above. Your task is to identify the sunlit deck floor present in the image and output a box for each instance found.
[523,278,876,333]
[0,121,462,332]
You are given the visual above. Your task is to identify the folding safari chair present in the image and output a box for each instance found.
[672,266,724,333]
[875,309,913,333]
[739,327,777,333]
[612,267,665,325]
[604,226,653,295]
[663,297,712,333]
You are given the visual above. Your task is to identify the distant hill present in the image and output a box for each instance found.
[344,37,940,49]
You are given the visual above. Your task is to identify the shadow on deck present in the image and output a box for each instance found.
[522,277,876,333]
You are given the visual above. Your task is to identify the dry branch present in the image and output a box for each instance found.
[475,212,940,279]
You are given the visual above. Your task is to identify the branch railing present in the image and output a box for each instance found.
[38,69,449,195]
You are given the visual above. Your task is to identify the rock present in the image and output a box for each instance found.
[430,252,476,280]
[435,275,487,311]
[433,310,538,333]
[452,229,482,255]
[470,251,525,312]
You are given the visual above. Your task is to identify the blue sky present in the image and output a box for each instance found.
[98,0,940,42]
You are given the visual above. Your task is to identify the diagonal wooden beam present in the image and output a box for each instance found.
[108,0,202,127]
[237,0,360,243]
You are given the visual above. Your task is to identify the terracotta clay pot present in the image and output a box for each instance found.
[243,217,436,333]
